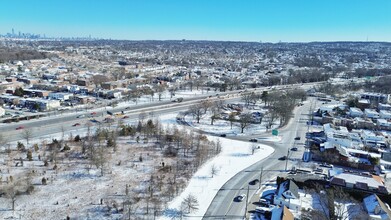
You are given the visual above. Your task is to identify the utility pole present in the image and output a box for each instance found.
[244,184,250,219]
[285,149,290,171]
[259,167,263,189]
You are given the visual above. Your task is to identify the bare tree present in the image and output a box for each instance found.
[21,128,33,146]
[188,102,205,123]
[238,112,252,133]
[210,164,219,178]
[181,193,199,214]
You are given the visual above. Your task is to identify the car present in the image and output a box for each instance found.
[278,156,287,161]
[76,114,86,118]
[90,119,101,124]
[249,179,259,185]
[220,134,227,137]
[291,147,298,151]
[234,194,246,202]
[249,138,258,142]
[294,137,301,140]
[125,107,131,110]
[16,126,25,130]
[72,123,81,126]
[122,115,129,119]
[90,112,97,115]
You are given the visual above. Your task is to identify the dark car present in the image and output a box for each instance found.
[278,156,287,161]
[291,147,298,151]
[220,134,227,137]
[90,119,101,124]
[72,123,81,126]
[234,194,246,202]
[15,126,25,130]
[249,179,259,185]
[249,138,258,142]
[294,137,301,140]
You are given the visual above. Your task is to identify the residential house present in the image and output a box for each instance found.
[349,107,364,118]
[361,92,390,104]
[271,205,294,220]
[49,92,73,101]
[363,194,391,220]
[330,172,387,194]
[379,110,391,120]
[365,109,380,119]
[273,179,301,211]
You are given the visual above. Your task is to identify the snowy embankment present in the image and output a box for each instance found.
[159,115,275,219]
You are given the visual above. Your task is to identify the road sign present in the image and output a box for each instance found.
[272,129,278,136]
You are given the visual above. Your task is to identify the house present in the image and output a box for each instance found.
[360,92,390,104]
[273,179,301,211]
[378,103,391,111]
[377,119,391,130]
[379,110,391,120]
[364,109,380,119]
[349,107,364,118]
[271,205,294,220]
[363,194,391,220]
[330,172,387,194]
[49,92,73,101]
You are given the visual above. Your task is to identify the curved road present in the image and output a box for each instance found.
[202,99,314,219]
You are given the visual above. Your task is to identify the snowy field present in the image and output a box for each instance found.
[158,114,275,219]
[0,92,277,219]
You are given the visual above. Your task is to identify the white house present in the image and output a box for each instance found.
[361,130,386,148]
[377,119,391,129]
[324,123,353,148]
[379,110,391,120]
[49,92,73,101]
[273,180,301,211]
[365,109,380,119]
[379,103,391,111]
[349,107,364,118]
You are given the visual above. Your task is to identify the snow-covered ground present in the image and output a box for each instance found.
[1,93,277,220]
[159,135,274,218]
[158,113,275,218]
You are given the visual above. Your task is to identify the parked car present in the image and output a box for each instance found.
[278,156,287,160]
[72,123,81,127]
[249,138,258,142]
[291,147,298,151]
[16,126,25,130]
[294,137,301,140]
[76,114,86,118]
[220,134,227,137]
[122,115,129,119]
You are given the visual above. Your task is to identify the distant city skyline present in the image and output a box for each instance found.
[1,0,390,42]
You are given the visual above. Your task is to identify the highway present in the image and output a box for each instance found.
[202,98,314,219]
[0,83,318,219]
[0,82,319,143]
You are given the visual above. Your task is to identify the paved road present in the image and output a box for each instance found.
[0,82,319,144]
[202,98,315,219]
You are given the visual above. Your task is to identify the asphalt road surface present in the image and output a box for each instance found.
[202,98,315,219]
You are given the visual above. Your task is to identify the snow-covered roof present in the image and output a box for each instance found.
[363,194,391,220]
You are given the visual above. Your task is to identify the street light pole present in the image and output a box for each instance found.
[285,149,290,171]
[244,184,250,219]
[259,166,263,189]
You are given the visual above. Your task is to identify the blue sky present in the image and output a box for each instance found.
[0,0,390,42]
